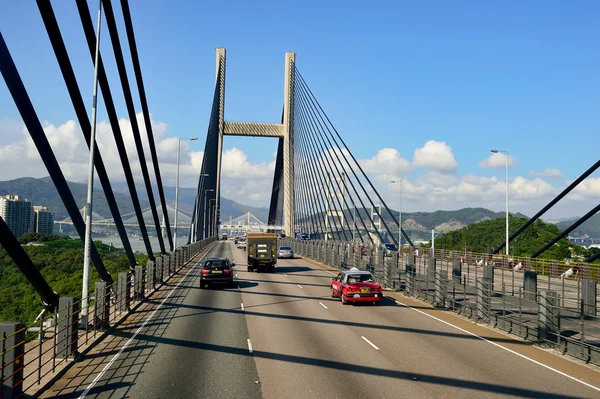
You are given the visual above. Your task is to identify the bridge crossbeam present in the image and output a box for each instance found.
[223,121,284,137]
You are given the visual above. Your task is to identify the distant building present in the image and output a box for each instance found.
[33,206,54,234]
[0,195,33,238]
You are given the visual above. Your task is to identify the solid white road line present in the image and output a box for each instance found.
[241,303,245,311]
[319,301,328,309]
[297,284,303,289]
[284,273,288,276]
[79,257,203,398]
[392,298,600,393]
[361,336,380,350]
[247,338,253,354]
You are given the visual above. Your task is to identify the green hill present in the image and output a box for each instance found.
[431,215,593,260]
[0,234,145,324]
[556,214,600,238]
[0,177,269,223]
[342,207,528,241]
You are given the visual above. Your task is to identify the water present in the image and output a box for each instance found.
[77,235,190,253]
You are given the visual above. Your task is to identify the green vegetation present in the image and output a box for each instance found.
[429,215,597,261]
[556,214,600,238]
[0,234,147,324]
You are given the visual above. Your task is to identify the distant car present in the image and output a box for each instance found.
[200,257,235,288]
[277,246,294,259]
[380,243,398,257]
[330,268,383,305]
[353,245,368,255]
[236,239,246,249]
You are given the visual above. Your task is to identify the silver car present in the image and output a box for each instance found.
[277,246,294,259]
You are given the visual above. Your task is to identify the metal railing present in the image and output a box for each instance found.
[282,238,600,367]
[0,237,216,399]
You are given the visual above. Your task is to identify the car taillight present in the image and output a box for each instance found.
[201,269,209,275]
[224,269,231,275]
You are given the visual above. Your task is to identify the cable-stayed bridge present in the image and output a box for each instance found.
[1,1,600,398]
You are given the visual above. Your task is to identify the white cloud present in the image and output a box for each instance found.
[0,116,276,207]
[529,167,564,178]
[569,177,600,201]
[360,148,411,176]
[479,152,518,169]
[412,140,458,173]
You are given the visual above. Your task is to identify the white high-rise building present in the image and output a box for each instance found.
[33,206,54,234]
[0,195,34,238]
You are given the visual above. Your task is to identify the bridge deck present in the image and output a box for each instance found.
[41,241,600,398]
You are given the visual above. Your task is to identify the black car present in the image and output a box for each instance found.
[200,257,235,288]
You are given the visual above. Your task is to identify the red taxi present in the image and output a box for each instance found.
[330,268,383,305]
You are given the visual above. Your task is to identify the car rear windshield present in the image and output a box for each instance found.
[203,260,228,269]
[346,274,375,283]
[279,246,291,250]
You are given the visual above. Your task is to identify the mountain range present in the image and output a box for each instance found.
[4,176,595,239]
[0,177,269,223]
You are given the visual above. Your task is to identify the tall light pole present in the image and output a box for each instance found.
[81,0,103,327]
[390,180,403,252]
[173,137,199,248]
[203,189,215,239]
[491,149,510,256]
[209,199,216,237]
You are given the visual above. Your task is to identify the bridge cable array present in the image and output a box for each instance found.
[0,0,182,305]
[293,67,413,247]
[489,156,600,258]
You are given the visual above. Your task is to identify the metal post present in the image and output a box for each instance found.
[56,297,79,359]
[1,323,25,398]
[203,189,214,239]
[174,138,181,248]
[81,0,103,328]
[505,151,509,256]
[93,282,109,330]
[538,290,559,343]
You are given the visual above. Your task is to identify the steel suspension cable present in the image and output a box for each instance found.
[102,0,166,254]
[36,0,137,268]
[120,0,174,251]
[294,97,328,237]
[75,0,154,259]
[0,32,112,283]
[296,87,352,241]
[296,80,375,245]
[296,69,413,246]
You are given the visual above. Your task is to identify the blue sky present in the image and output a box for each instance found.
[1,0,599,218]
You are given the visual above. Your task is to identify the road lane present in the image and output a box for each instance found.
[41,239,600,398]
[42,241,261,399]
[265,247,600,398]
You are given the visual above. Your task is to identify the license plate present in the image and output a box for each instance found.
[353,294,361,298]
[211,270,222,274]
[360,288,370,293]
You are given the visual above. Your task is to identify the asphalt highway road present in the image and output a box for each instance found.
[42,240,600,398]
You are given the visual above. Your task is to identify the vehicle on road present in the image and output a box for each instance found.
[200,257,235,288]
[331,268,383,305]
[277,246,294,259]
[353,244,368,255]
[296,232,310,241]
[380,243,398,257]
[247,232,277,272]
[236,238,246,249]
[221,233,228,240]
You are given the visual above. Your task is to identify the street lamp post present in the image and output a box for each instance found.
[209,199,216,237]
[81,0,103,327]
[491,149,510,256]
[174,137,199,249]
[390,180,403,252]
[203,189,215,239]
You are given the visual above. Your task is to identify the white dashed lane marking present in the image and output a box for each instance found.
[361,336,380,350]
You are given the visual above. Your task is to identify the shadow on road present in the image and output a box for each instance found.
[108,331,580,399]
